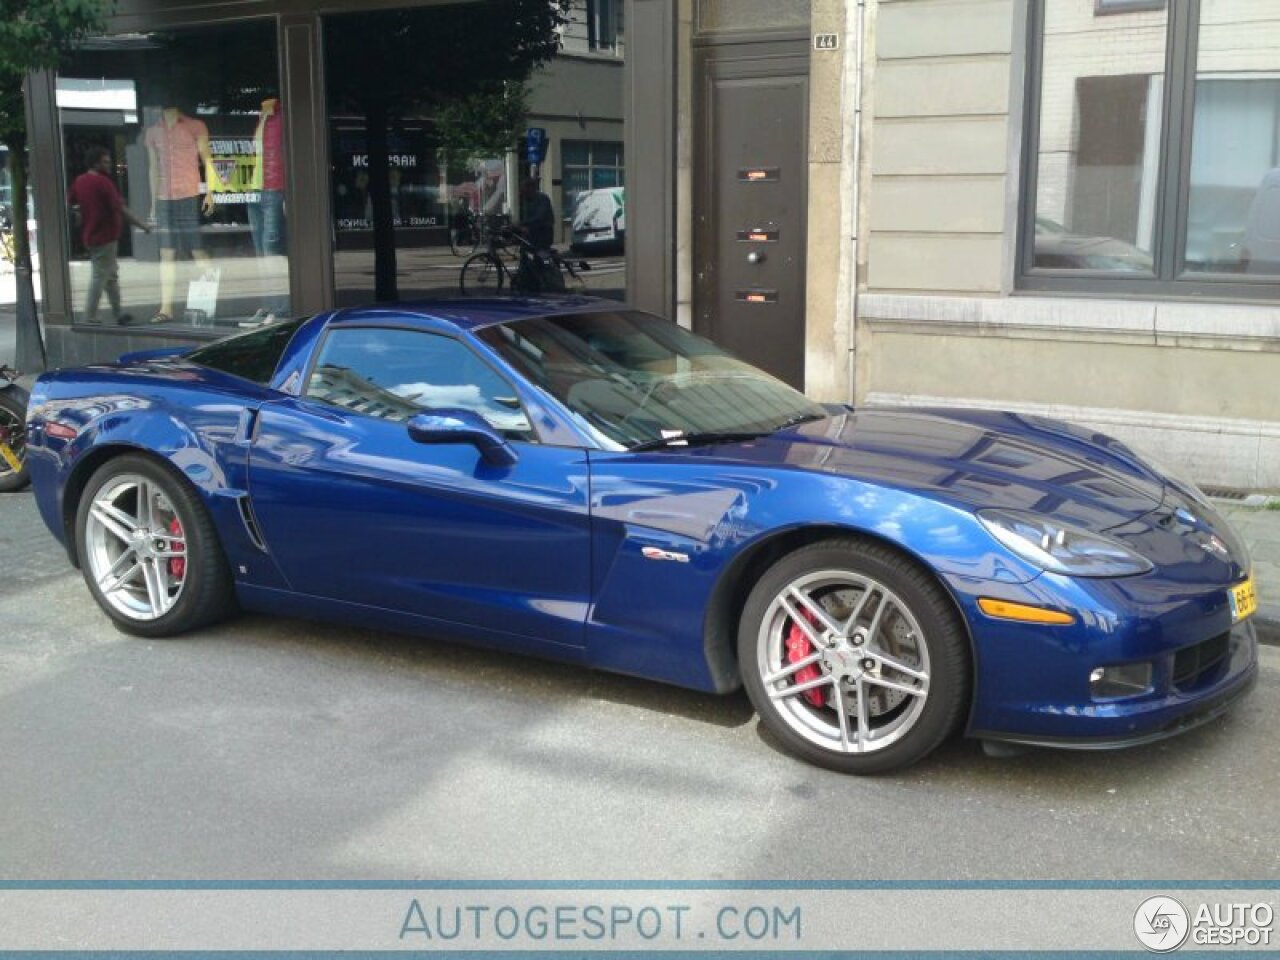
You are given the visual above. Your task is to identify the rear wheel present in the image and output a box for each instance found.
[75,454,236,637]
[460,253,504,296]
[738,538,970,774]
[0,387,30,493]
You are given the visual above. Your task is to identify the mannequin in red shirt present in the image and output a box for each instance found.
[66,147,151,325]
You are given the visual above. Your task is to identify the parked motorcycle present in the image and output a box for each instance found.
[0,364,30,492]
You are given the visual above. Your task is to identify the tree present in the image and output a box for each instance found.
[435,82,532,173]
[0,0,113,370]
[324,0,570,302]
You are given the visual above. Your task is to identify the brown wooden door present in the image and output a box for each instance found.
[694,43,809,388]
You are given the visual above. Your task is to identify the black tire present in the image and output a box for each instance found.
[738,537,970,774]
[74,453,237,637]
[449,222,479,257]
[460,253,505,296]
[0,386,30,493]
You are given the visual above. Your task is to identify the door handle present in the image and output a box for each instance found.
[747,251,765,264]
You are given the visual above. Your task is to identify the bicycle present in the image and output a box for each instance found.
[448,202,482,256]
[459,225,588,296]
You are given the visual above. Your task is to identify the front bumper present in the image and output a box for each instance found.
[954,569,1260,746]
[974,641,1257,750]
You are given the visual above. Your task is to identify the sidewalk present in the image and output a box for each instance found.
[1214,501,1280,644]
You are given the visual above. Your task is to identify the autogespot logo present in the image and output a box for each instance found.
[1135,896,1191,953]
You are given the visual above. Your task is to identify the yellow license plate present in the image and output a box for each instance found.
[1230,577,1258,623]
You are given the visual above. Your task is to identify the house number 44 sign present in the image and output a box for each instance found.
[813,33,839,50]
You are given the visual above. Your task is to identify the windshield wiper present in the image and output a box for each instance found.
[629,431,770,452]
[628,413,828,452]
[775,412,826,430]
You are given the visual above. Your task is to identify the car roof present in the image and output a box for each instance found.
[327,295,620,332]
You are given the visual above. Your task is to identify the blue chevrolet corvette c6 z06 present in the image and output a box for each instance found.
[24,298,1259,773]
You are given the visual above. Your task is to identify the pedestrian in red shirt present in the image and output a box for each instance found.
[67,147,151,325]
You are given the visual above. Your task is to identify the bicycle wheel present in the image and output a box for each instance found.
[460,253,505,296]
[449,221,479,257]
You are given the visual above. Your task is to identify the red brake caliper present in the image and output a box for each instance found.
[785,608,827,707]
[168,517,186,578]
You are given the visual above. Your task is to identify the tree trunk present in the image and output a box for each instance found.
[364,98,399,303]
[5,129,45,371]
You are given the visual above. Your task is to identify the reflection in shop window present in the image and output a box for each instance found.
[560,0,624,55]
[1186,0,1280,276]
[1094,0,1165,14]
[323,1,628,307]
[587,0,622,53]
[1029,1,1166,274]
[1025,0,1280,290]
[561,140,625,252]
[57,23,289,331]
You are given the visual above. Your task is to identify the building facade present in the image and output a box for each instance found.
[25,0,1280,488]
[857,0,1280,490]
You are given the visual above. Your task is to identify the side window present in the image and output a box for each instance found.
[304,327,534,441]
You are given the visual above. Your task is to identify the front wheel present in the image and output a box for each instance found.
[460,253,505,296]
[449,222,479,257]
[0,386,30,493]
[75,454,236,637]
[738,538,970,774]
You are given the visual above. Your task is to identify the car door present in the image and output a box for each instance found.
[245,324,590,650]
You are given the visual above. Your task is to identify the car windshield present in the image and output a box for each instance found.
[477,310,828,449]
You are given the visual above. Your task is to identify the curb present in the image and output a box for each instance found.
[1257,606,1280,647]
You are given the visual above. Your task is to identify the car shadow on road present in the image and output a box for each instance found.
[748,688,1251,791]
[200,611,758,730]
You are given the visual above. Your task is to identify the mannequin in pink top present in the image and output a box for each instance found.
[145,106,221,324]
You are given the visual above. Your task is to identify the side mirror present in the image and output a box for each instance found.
[406,409,518,467]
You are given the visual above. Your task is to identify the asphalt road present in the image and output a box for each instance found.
[1,489,1277,881]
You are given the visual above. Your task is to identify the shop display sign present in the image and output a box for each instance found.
[208,137,262,205]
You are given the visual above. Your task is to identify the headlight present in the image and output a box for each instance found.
[977,509,1153,578]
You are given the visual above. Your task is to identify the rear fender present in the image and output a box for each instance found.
[53,404,288,589]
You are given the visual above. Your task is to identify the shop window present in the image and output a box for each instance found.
[57,22,288,331]
[323,2,627,307]
[1021,0,1280,297]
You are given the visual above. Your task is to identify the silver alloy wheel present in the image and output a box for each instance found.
[757,569,931,755]
[83,473,188,621]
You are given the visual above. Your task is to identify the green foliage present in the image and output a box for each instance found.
[325,0,570,118]
[0,0,113,142]
[435,82,531,169]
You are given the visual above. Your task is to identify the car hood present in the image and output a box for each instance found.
[694,407,1167,533]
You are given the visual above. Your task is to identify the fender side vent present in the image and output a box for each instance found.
[236,496,268,553]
